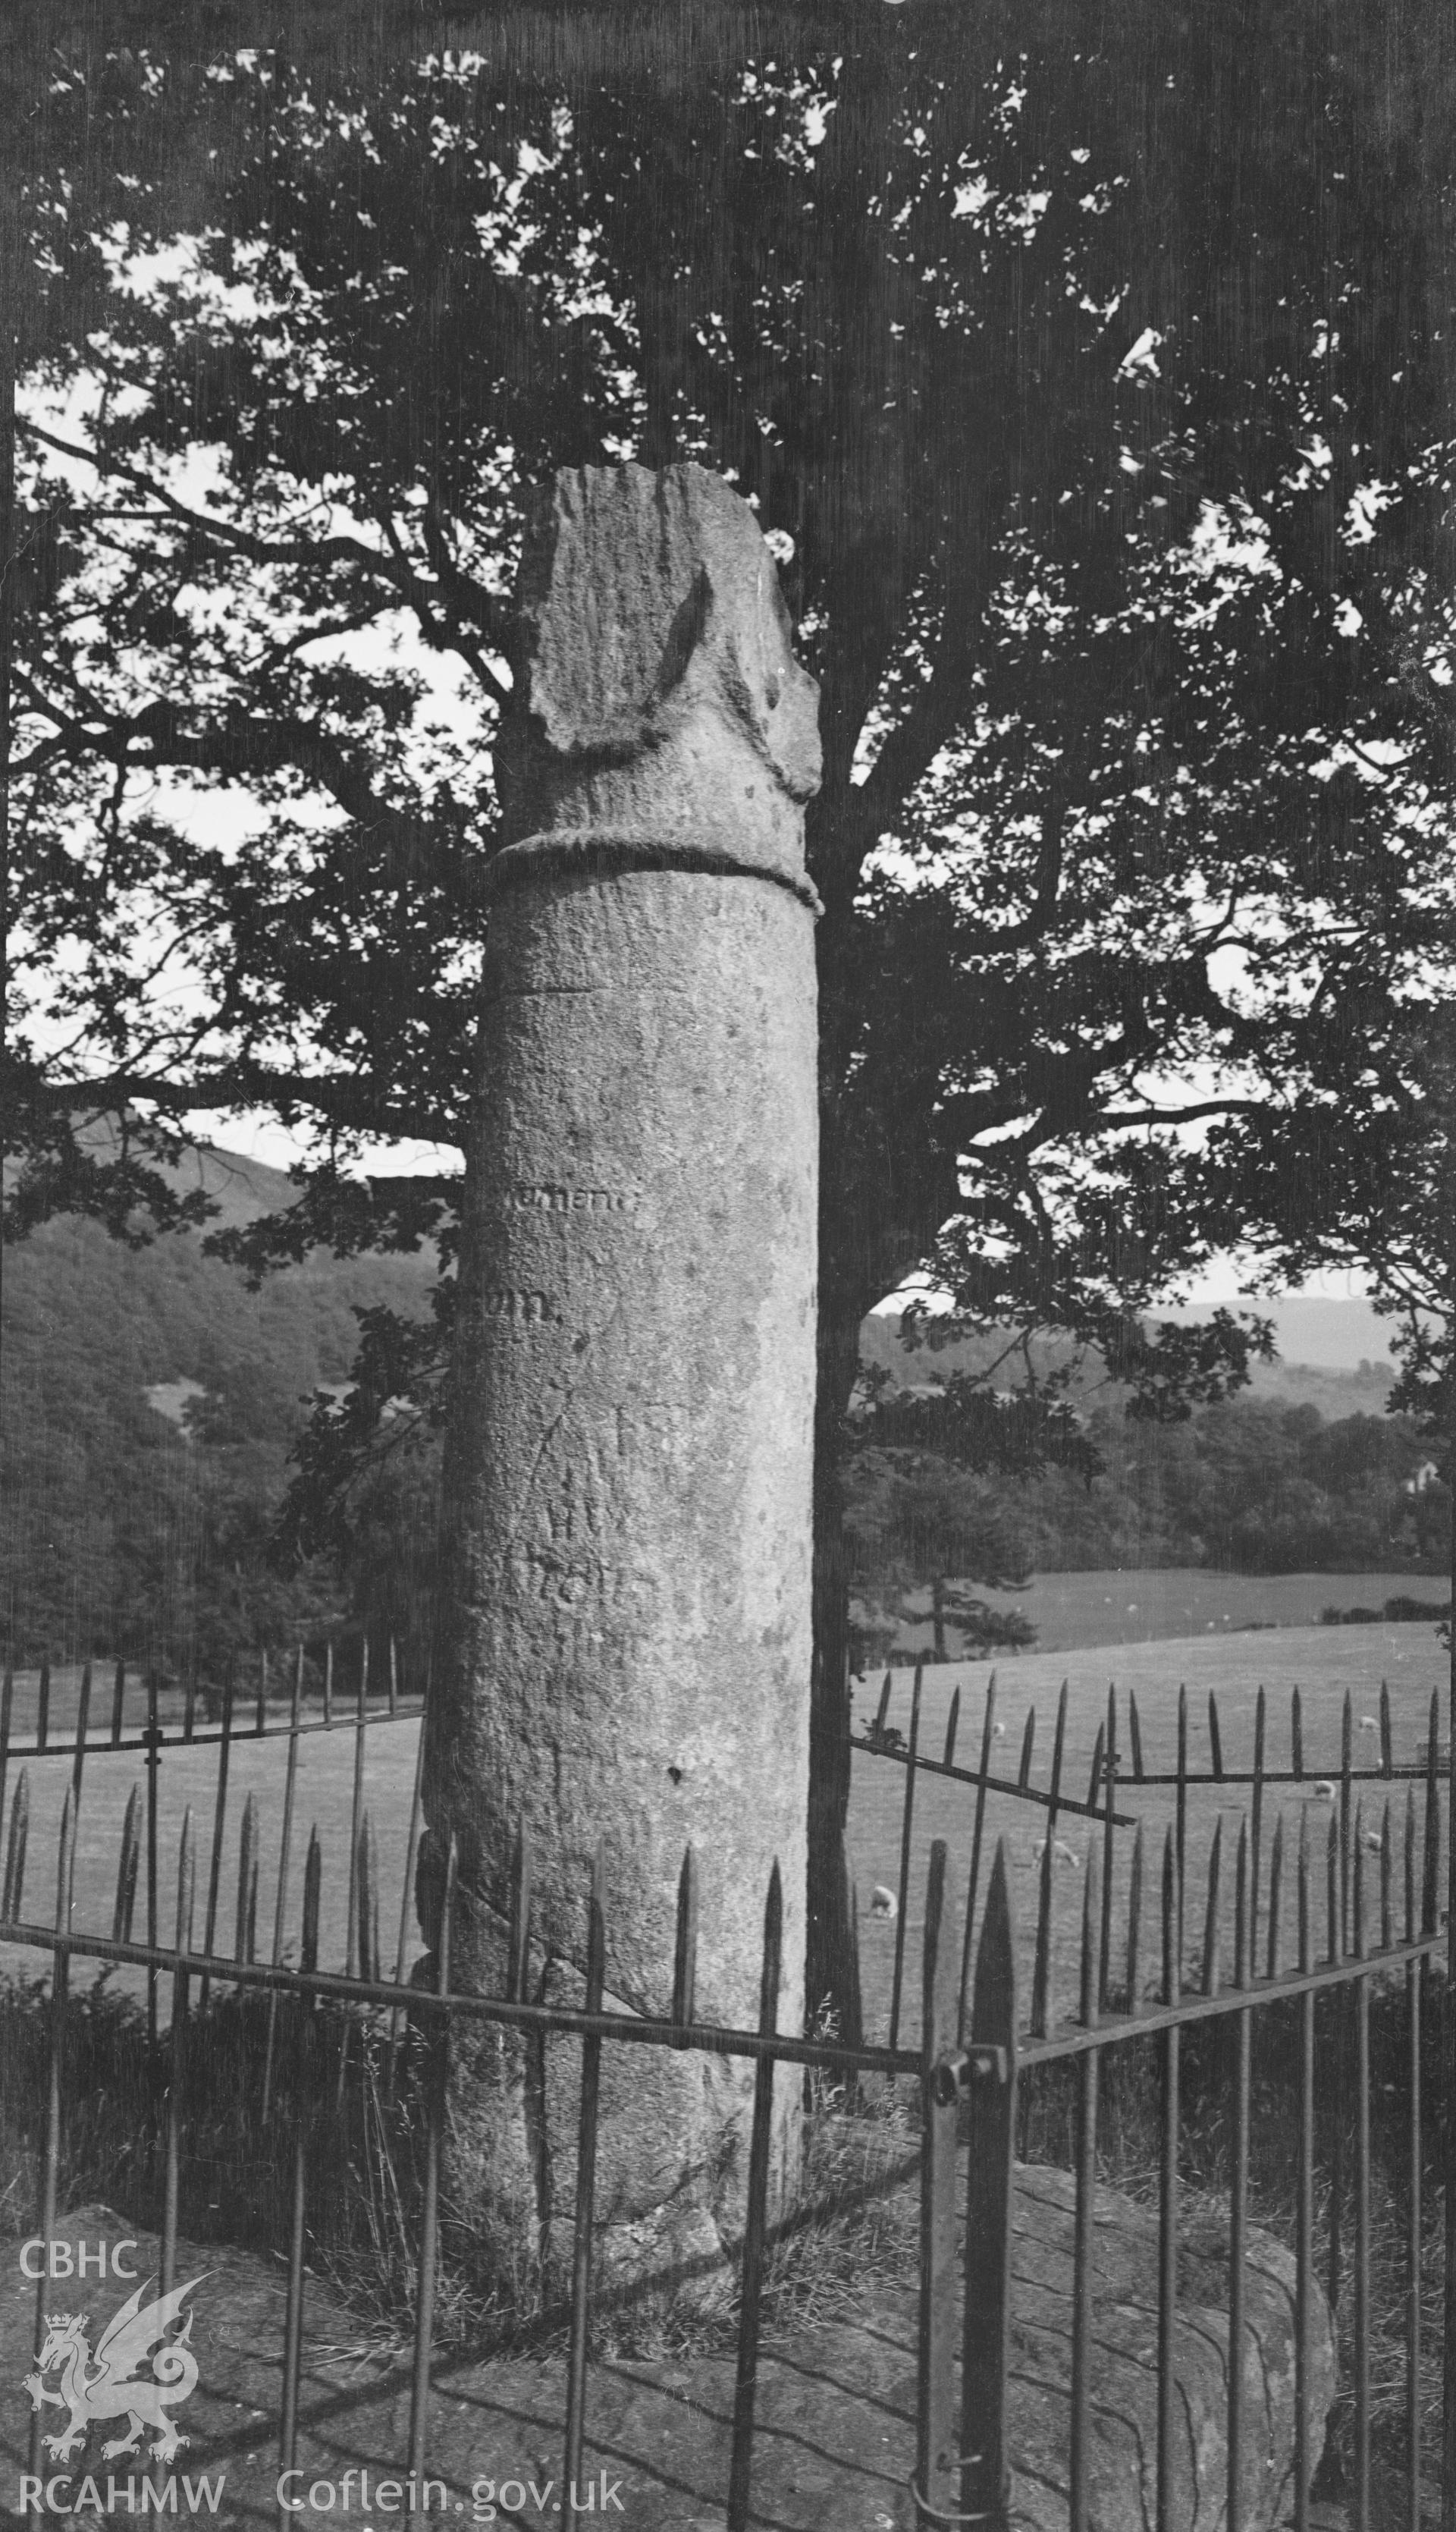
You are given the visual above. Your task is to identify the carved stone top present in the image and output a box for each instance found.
[493,463,822,891]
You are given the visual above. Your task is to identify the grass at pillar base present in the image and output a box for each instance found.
[0,1973,917,2361]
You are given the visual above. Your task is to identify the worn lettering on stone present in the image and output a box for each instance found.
[507,1183,639,1214]
[480,1287,554,1325]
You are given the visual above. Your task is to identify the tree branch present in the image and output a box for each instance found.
[17,417,512,701]
[847,608,984,839]
[1093,1098,1271,1127]
[16,1063,456,1147]
[14,683,485,902]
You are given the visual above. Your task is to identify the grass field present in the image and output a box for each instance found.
[1,1712,424,2004]
[2,1607,1449,2058]
[847,1616,1451,2053]
[883,1563,1448,1655]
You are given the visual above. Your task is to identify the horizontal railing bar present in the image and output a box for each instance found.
[852,1733,1135,1824]
[1020,1924,1445,2065]
[0,1704,426,1761]
[0,1915,922,2075]
[1125,1765,1433,1787]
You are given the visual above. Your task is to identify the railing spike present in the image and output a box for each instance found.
[1029,1808,1057,2042]
[726,1854,783,2529]
[1201,1815,1223,1998]
[507,1824,533,2004]
[887,1666,923,2055]
[917,1838,959,2523]
[1266,1810,1285,1981]
[236,1791,259,1962]
[1125,1820,1144,2009]
[1099,1683,1117,2011]
[1175,1684,1188,1965]
[55,1783,75,1929]
[262,1645,306,2122]
[176,1806,196,1949]
[3,1767,30,1921]
[1085,1718,1104,1817]
[199,1662,234,2012]
[71,1663,92,1812]
[672,1845,698,2030]
[358,1812,378,1984]
[1017,1705,1036,1790]
[1422,1701,1440,1937]
[1050,1679,1069,1812]
[957,1673,999,2043]
[959,1839,1017,2530]
[1340,1692,1354,1950]
[1078,1831,1100,2028]
[385,1707,427,2102]
[302,1828,322,1974]
[114,1783,141,1944]
[1250,1685,1267,1984]
[344,1646,369,1977]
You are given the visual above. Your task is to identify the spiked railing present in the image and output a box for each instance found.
[2,1654,1451,2531]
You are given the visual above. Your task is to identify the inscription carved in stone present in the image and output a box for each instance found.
[507,1183,639,1214]
[480,1287,553,1326]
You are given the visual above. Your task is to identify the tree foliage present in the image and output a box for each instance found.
[5,0,1455,2024]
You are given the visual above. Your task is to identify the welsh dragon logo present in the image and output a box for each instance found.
[24,2276,205,2463]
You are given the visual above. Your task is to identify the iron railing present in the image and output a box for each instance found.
[1,1643,423,2044]
[920,1676,1454,2532]
[4,1657,1454,2529]
[1,1773,924,2532]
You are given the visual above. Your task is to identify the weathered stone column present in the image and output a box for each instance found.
[425,463,821,2302]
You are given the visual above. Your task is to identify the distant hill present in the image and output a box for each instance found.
[126,1135,308,1235]
[1159,1295,1399,1374]
[863,1293,1404,1422]
[4,1149,1441,1673]
[1,1140,439,1665]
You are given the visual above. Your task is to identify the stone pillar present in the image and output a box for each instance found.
[425,463,821,2302]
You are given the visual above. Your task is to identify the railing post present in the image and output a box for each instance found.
[726,1862,784,2532]
[408,1835,457,2492]
[961,1839,1016,2532]
[1444,1629,1456,2531]
[145,1673,162,2046]
[888,1665,923,2053]
[916,1839,959,2527]
[27,1792,74,2480]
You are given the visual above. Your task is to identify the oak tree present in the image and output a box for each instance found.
[6,1,1454,2031]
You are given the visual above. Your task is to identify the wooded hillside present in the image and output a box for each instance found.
[2,1165,1445,1670]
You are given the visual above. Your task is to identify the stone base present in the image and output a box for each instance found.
[416,1893,799,2317]
[1,2185,1337,2531]
[1005,2163,1338,2530]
